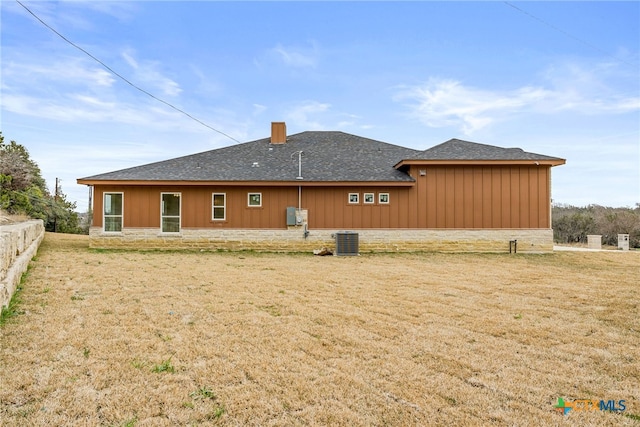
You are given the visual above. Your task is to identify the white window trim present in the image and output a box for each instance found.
[212,193,226,221]
[160,192,181,233]
[248,192,262,207]
[348,193,359,204]
[103,192,123,233]
[363,192,375,204]
[379,193,390,204]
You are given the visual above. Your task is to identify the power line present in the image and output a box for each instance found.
[15,0,241,144]
[504,2,638,69]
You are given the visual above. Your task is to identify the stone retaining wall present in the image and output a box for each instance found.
[89,227,553,253]
[0,220,45,309]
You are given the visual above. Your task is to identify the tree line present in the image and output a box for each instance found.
[0,132,85,234]
[553,204,640,248]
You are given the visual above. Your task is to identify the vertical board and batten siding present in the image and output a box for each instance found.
[91,164,552,231]
[302,187,410,229]
[411,165,551,229]
[93,186,299,229]
[92,185,413,229]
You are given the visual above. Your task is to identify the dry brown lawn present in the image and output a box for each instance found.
[1,232,638,426]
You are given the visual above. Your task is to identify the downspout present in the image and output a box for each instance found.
[292,150,308,238]
[86,185,94,227]
[549,166,553,229]
[298,184,308,238]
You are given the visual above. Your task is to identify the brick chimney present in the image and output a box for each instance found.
[271,122,286,144]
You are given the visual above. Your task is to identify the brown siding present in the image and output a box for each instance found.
[519,169,531,227]
[463,168,474,227]
[92,185,413,230]
[301,187,411,229]
[510,168,519,227]
[409,165,551,229]
[90,165,552,231]
[472,168,483,228]
[93,186,298,229]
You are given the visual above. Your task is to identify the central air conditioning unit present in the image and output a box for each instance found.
[335,231,359,256]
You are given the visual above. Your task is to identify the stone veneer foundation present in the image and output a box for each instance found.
[88,227,554,253]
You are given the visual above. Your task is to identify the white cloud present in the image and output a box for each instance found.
[121,49,182,97]
[284,101,331,130]
[71,94,117,109]
[80,1,137,22]
[266,43,319,68]
[2,92,190,130]
[252,104,267,116]
[394,78,549,134]
[395,62,639,135]
[189,65,222,96]
[337,120,355,128]
[3,58,115,88]
[122,50,139,69]
[540,61,640,114]
[9,1,136,34]
[1,51,189,129]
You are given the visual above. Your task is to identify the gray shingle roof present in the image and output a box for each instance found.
[412,138,563,161]
[78,134,564,183]
[79,131,420,182]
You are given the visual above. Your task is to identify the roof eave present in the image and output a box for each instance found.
[76,179,416,187]
[393,159,566,168]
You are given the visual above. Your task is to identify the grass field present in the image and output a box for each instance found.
[1,232,638,426]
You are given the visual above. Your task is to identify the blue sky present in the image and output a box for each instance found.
[1,1,638,212]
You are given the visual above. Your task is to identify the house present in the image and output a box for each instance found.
[77,122,565,252]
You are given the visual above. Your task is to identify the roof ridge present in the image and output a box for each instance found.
[414,138,563,161]
[78,131,564,183]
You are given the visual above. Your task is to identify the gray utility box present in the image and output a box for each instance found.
[286,207,297,226]
[335,232,359,256]
[286,207,308,226]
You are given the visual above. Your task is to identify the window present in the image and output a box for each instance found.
[379,193,390,204]
[103,192,123,232]
[364,193,375,204]
[248,193,262,207]
[348,193,359,204]
[161,193,181,233]
[212,193,226,220]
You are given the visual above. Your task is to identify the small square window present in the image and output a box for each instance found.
[348,193,359,204]
[364,193,375,204]
[379,193,389,204]
[248,193,262,207]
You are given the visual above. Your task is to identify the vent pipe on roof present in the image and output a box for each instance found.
[291,150,303,180]
[271,122,286,144]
